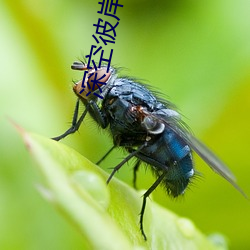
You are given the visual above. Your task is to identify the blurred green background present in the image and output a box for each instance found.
[1,0,250,249]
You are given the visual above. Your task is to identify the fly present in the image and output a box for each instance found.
[52,61,247,240]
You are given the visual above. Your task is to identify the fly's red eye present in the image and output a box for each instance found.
[87,68,111,91]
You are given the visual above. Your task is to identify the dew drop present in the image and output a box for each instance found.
[177,217,196,238]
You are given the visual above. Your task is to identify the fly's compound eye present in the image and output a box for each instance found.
[72,61,111,99]
[142,116,165,134]
[87,68,111,91]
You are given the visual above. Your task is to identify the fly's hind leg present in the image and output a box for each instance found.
[140,172,166,240]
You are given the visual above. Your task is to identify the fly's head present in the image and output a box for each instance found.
[71,61,116,102]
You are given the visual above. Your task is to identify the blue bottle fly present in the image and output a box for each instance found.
[52,62,246,240]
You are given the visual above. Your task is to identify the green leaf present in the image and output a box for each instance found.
[19,128,226,250]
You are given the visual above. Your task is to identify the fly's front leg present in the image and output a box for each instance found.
[52,99,88,141]
[52,99,107,141]
[88,100,107,129]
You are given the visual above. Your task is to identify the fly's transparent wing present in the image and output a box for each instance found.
[185,133,236,181]
[149,110,247,198]
[169,123,247,198]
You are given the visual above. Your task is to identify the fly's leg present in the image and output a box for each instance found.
[88,100,107,129]
[52,99,107,141]
[107,143,146,184]
[96,145,116,165]
[126,148,142,189]
[140,172,166,240]
[133,160,141,189]
[52,99,88,141]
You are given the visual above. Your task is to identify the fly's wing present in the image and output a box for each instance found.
[181,131,248,197]
[151,109,247,198]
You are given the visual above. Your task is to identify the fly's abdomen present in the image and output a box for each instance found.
[137,128,194,197]
[163,129,194,196]
[164,153,193,197]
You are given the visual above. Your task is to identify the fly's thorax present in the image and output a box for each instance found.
[71,61,117,102]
